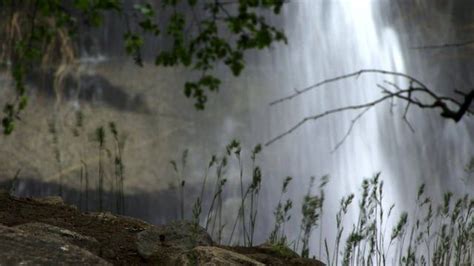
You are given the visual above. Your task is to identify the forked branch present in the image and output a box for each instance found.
[266,70,473,147]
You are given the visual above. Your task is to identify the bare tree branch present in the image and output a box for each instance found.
[331,106,371,152]
[269,69,432,106]
[382,81,415,132]
[265,94,393,146]
[266,70,474,147]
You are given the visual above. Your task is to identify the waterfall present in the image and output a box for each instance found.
[244,0,473,254]
[248,0,407,228]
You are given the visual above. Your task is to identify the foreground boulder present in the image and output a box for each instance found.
[224,243,326,266]
[179,246,264,265]
[0,224,110,265]
[0,192,325,265]
[33,196,66,206]
[136,220,213,260]
[14,222,101,255]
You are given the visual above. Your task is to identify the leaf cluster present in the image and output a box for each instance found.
[0,0,286,134]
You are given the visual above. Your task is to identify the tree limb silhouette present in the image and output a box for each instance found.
[266,69,473,147]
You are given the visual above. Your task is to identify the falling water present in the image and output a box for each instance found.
[242,0,473,252]
[238,0,409,248]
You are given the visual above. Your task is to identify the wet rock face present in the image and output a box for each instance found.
[27,72,149,113]
[0,224,110,265]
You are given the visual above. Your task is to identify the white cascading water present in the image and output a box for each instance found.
[241,0,473,255]
[248,0,405,249]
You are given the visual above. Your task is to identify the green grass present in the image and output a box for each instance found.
[183,143,473,265]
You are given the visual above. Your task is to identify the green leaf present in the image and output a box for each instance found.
[134,3,154,17]
[2,117,14,135]
[74,0,90,11]
[18,95,28,111]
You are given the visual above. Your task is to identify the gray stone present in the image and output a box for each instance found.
[218,243,325,265]
[136,220,213,259]
[0,224,110,265]
[14,222,100,253]
[179,246,264,266]
[90,212,116,221]
[34,196,65,206]
[89,212,152,231]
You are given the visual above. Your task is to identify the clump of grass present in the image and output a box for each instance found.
[9,169,21,196]
[226,140,247,245]
[192,155,216,226]
[465,156,474,175]
[296,176,325,258]
[269,241,297,258]
[426,191,473,266]
[226,142,264,246]
[167,142,472,266]
[182,140,266,247]
[247,144,263,246]
[388,211,408,265]
[95,125,106,212]
[322,175,472,266]
[72,110,89,211]
[170,149,189,220]
[206,155,228,244]
[71,118,127,214]
[330,193,354,266]
[190,154,217,246]
[80,160,89,211]
[269,176,293,246]
[463,156,474,184]
[317,175,329,259]
[109,122,126,215]
[48,118,64,197]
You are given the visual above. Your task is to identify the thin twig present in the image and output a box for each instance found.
[382,81,415,132]
[265,94,394,146]
[412,39,474,50]
[270,69,431,106]
[331,107,371,152]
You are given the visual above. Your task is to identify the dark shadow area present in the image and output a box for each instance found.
[27,72,149,113]
[0,178,196,225]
